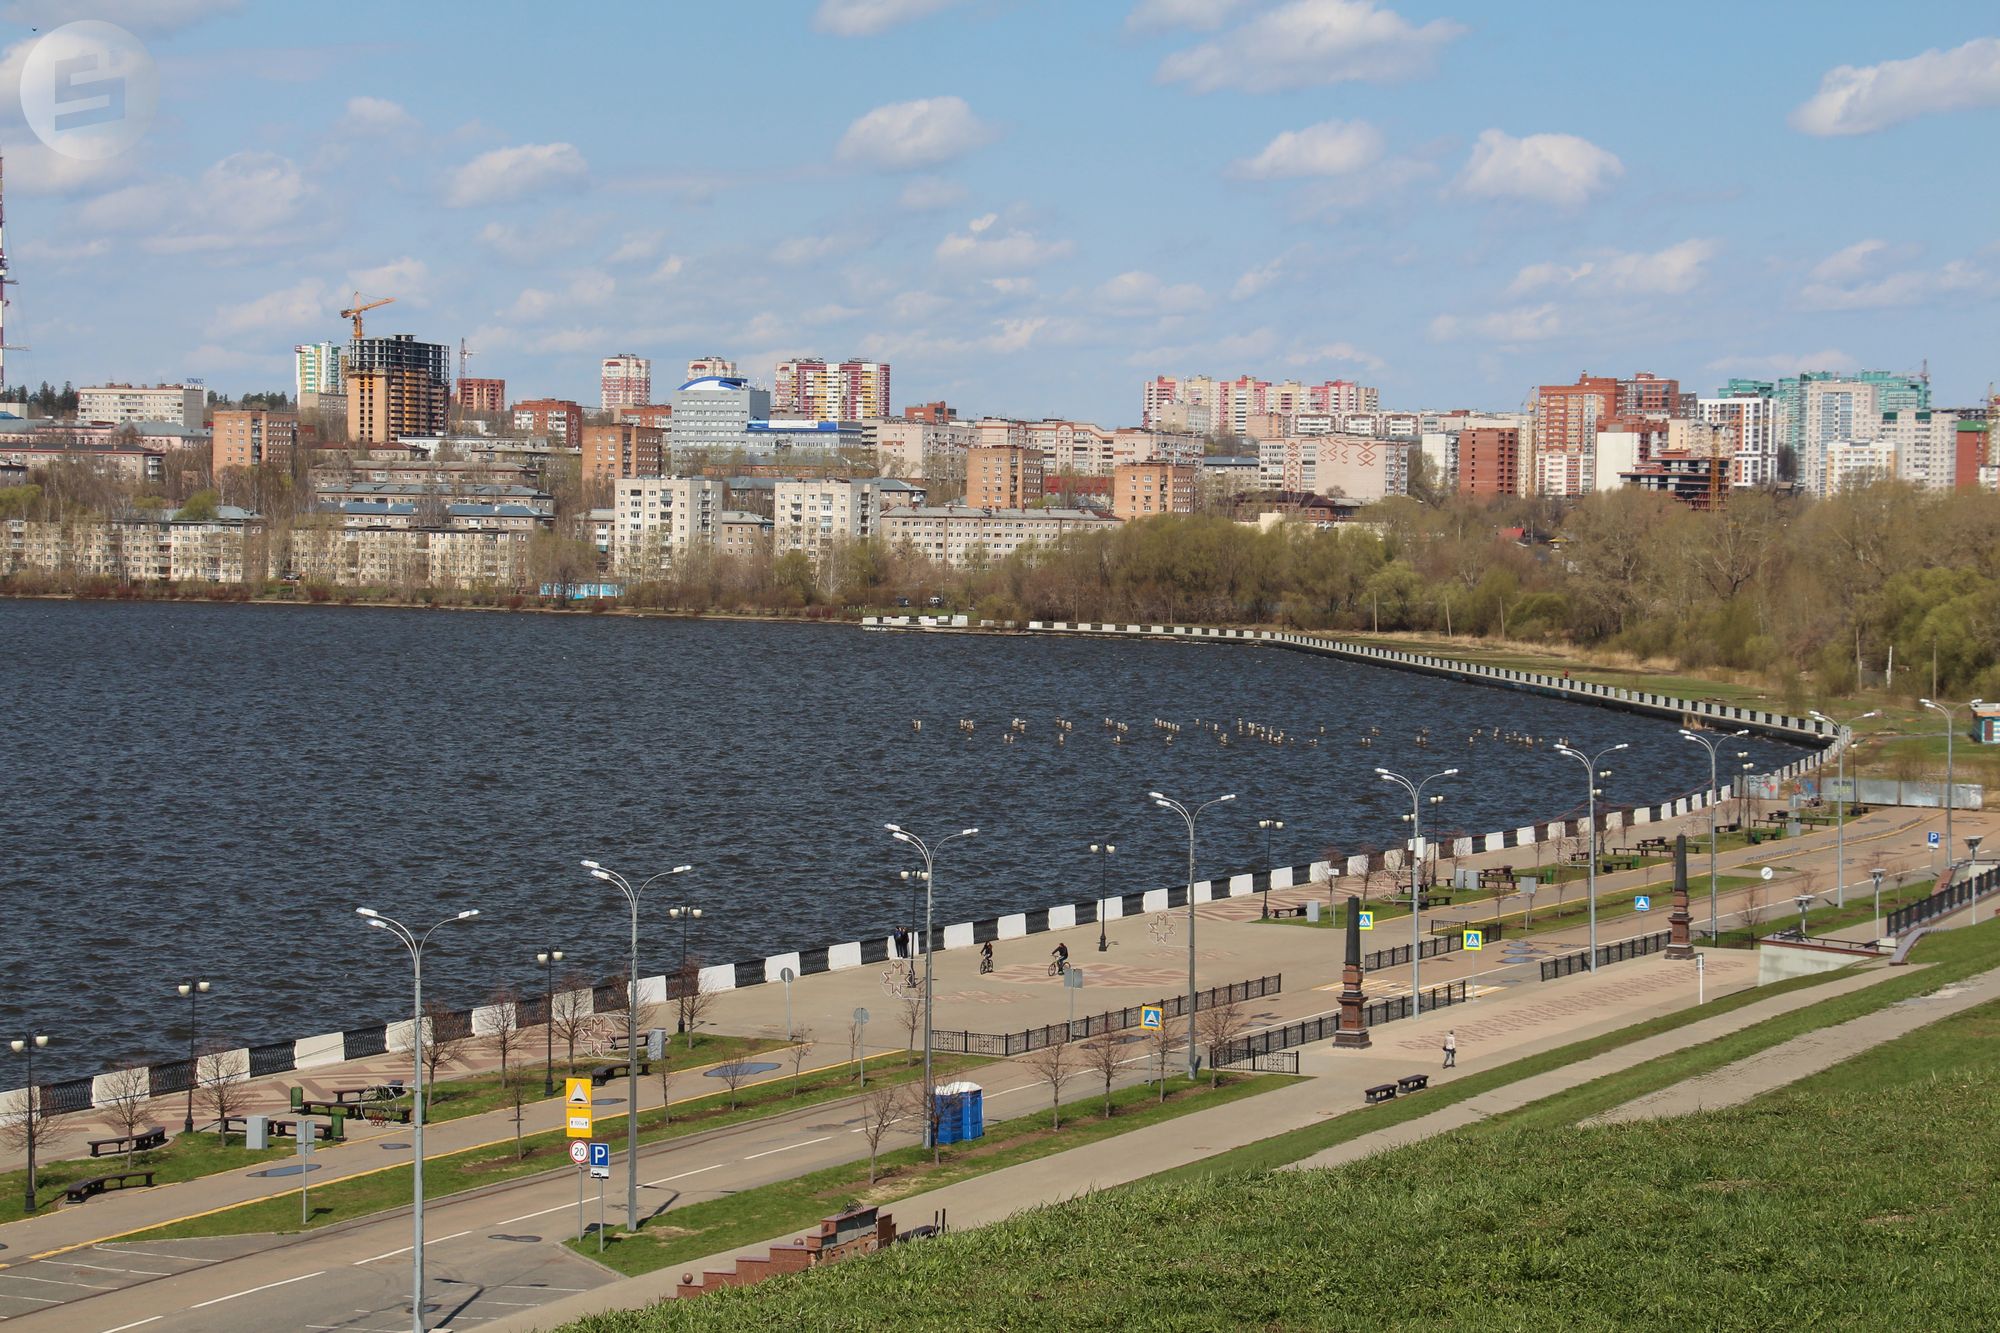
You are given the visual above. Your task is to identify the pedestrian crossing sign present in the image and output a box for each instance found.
[1464,929,1484,951]
[1140,1005,1163,1030]
[1635,895,1651,912]
[1357,910,1374,931]
[566,1076,594,1138]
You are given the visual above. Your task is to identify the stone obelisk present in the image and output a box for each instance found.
[1665,832,1695,959]
[1333,895,1372,1048]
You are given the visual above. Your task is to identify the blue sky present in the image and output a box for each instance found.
[2,0,1996,421]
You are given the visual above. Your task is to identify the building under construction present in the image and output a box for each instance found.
[346,333,449,444]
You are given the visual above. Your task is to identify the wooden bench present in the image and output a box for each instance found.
[332,1084,401,1104]
[1268,904,1308,920]
[87,1127,166,1158]
[1364,1083,1397,1105]
[1478,867,1515,888]
[1397,1073,1430,1094]
[65,1170,156,1204]
[345,1102,413,1124]
[591,1060,651,1086]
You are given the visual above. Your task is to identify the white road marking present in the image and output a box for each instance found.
[1,1292,62,1305]
[94,1249,213,1264]
[48,1262,168,1276]
[0,1273,115,1290]
[643,1163,722,1187]
[351,1231,469,1266]
[95,1317,161,1332]
[492,1200,576,1225]
[743,1135,831,1160]
[189,1270,324,1308]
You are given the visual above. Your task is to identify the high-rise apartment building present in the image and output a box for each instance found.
[686,356,737,381]
[600,354,651,412]
[511,398,584,444]
[1142,374,1379,435]
[965,444,1043,509]
[611,476,724,575]
[1697,392,1777,487]
[772,477,921,559]
[456,378,507,415]
[1532,373,1618,496]
[1457,428,1521,497]
[903,401,956,424]
[1881,410,1959,492]
[1111,462,1196,521]
[79,383,207,427]
[1801,379,1883,496]
[774,358,891,421]
[1617,373,1681,417]
[345,334,449,444]
[211,410,298,474]
[580,423,665,482]
[294,342,343,400]
[1772,369,1928,473]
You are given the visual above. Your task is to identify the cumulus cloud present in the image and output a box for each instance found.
[1158,0,1464,93]
[1285,340,1385,372]
[812,0,960,36]
[445,142,587,207]
[338,95,417,134]
[606,230,664,264]
[1126,0,1252,31]
[348,256,430,305]
[1507,239,1716,297]
[1427,303,1562,343]
[505,269,614,322]
[1230,253,1290,300]
[898,176,969,211]
[836,96,996,171]
[209,278,334,337]
[1093,270,1209,315]
[1458,129,1622,207]
[1229,119,1384,179]
[1791,37,2000,136]
[771,232,871,265]
[1798,240,1988,310]
[935,213,1072,269]
[79,151,310,253]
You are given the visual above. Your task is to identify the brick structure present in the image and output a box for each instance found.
[965,444,1042,509]
[1457,427,1520,497]
[1666,833,1694,959]
[580,423,665,481]
[676,1206,898,1298]
[1333,897,1371,1049]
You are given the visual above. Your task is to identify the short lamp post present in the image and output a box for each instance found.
[1258,818,1284,919]
[1091,843,1116,950]
[356,907,480,1333]
[1919,698,1983,857]
[535,949,564,1097]
[887,823,979,1150]
[1376,768,1455,1014]
[1791,893,1816,940]
[1809,709,1878,908]
[1150,791,1235,1078]
[1554,743,1626,968]
[667,905,703,1046]
[1970,835,1988,924]
[9,1035,48,1214]
[1869,867,1886,937]
[175,979,210,1134]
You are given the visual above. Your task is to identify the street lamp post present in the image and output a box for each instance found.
[535,949,564,1097]
[1091,843,1115,951]
[1149,791,1235,1078]
[898,868,928,988]
[582,860,691,1235]
[1553,743,1627,969]
[1680,728,1750,939]
[1870,867,1885,937]
[1258,818,1285,920]
[174,980,211,1134]
[1375,768,1456,1015]
[1970,835,1988,924]
[355,907,479,1333]
[8,1035,48,1214]
[1809,709,1879,909]
[1919,698,1984,857]
[886,824,978,1151]
[666,904,704,1046]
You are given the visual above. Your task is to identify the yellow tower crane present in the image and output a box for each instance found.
[339,291,394,340]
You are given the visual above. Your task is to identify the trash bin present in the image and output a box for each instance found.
[932,1082,984,1144]
[289,1086,304,1110]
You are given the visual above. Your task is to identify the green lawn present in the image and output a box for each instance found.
[570,1072,1291,1277]
[0,1131,291,1224]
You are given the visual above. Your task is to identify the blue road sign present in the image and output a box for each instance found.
[1634,895,1651,912]
[1357,910,1375,931]
[589,1142,611,1169]
[1463,928,1484,951]
[1929,831,1942,848]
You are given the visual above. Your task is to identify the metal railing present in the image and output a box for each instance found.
[1211,978,1470,1066]
[929,973,1282,1057]
[1362,922,1503,972]
[1217,1049,1301,1075]
[1539,929,1673,981]
[1887,866,1998,935]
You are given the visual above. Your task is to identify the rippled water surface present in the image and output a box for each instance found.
[0,601,1805,1078]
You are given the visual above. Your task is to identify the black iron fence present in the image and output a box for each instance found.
[1363,922,1504,973]
[1211,979,1471,1066]
[1539,929,1673,981]
[1218,1049,1301,1075]
[1887,866,1999,936]
[929,974,1282,1057]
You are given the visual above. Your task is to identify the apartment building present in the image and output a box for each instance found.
[78,383,206,428]
[686,355,738,380]
[211,410,299,474]
[294,343,343,400]
[600,354,652,412]
[774,358,891,421]
[1261,434,1410,502]
[1696,393,1777,486]
[345,335,451,444]
[772,477,926,558]
[965,444,1043,508]
[288,525,533,589]
[1,509,260,582]
[879,506,1119,567]
[1456,428,1521,497]
[611,476,725,575]
[1532,373,1618,497]
[716,511,774,561]
[456,378,507,414]
[1111,462,1196,521]
[580,423,666,482]
[512,398,585,444]
[873,418,976,481]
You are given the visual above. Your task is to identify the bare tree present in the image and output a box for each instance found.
[1022,1040,1078,1130]
[717,1057,753,1111]
[1144,1022,1183,1103]
[481,986,526,1086]
[787,1028,817,1095]
[195,1044,249,1141]
[98,1066,156,1164]
[1194,1000,1251,1087]
[399,999,470,1092]
[0,1082,69,1209]
[655,1047,675,1125]
[506,1073,532,1161]
[1084,1033,1125,1118]
[674,958,717,1050]
[548,974,604,1076]
[898,992,924,1052]
[858,1082,912,1185]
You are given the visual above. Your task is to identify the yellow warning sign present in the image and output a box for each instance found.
[566,1076,594,1138]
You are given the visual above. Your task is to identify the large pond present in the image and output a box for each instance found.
[0,601,1806,1078]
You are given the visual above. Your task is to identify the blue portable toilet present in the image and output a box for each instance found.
[932,1081,985,1144]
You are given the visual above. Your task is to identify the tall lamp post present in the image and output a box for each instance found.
[1553,743,1627,969]
[535,949,564,1097]
[1091,842,1116,951]
[1258,818,1285,920]
[1680,727,1749,939]
[582,860,692,1235]
[1808,709,1879,909]
[886,824,978,1150]
[1149,791,1234,1079]
[1919,698,1983,858]
[8,1034,48,1214]
[355,907,479,1333]
[898,868,927,988]
[1375,768,1456,1015]
[666,904,704,1046]
[174,979,211,1134]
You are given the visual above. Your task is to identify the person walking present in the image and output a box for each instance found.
[892,924,908,960]
[1443,1029,1457,1069]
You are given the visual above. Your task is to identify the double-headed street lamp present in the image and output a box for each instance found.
[356,907,479,1333]
[1919,698,1983,857]
[582,859,691,1235]
[8,1034,48,1214]
[1150,792,1234,1079]
[897,867,928,988]
[1681,727,1750,939]
[535,949,564,1097]
[1376,768,1456,1015]
[666,904,704,1045]
[886,824,978,1149]
[174,979,211,1134]
[1258,818,1285,920]
[1090,842,1116,951]
[1808,709,1878,909]
[1554,743,1627,968]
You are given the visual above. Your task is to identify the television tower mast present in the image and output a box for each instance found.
[0,153,24,397]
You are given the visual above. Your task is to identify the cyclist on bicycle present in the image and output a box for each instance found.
[1050,941,1069,974]
[979,941,994,974]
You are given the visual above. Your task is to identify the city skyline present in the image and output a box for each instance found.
[0,2,1994,421]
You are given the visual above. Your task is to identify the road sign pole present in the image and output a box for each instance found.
[576,1167,584,1242]
[598,1176,605,1253]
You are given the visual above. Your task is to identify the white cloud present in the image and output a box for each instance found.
[1791,37,2000,137]
[347,257,430,305]
[836,96,996,172]
[1458,129,1622,208]
[474,213,596,263]
[1703,350,1858,378]
[1125,327,1280,367]
[1126,0,1252,31]
[936,214,1072,270]
[1798,240,1988,311]
[445,142,587,207]
[1284,340,1386,372]
[1230,254,1288,300]
[812,0,960,36]
[4,0,240,33]
[1229,119,1384,179]
[607,231,663,264]
[898,177,969,211]
[78,151,310,253]
[209,278,333,337]
[1158,0,1464,93]
[1,143,131,197]
[1093,270,1209,315]
[771,232,871,265]
[1507,239,1716,297]
[506,269,614,322]
[1808,239,1899,284]
[650,255,686,282]
[985,277,1036,297]
[1427,303,1562,343]
[338,95,417,135]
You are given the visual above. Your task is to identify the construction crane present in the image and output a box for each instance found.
[340,290,394,340]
